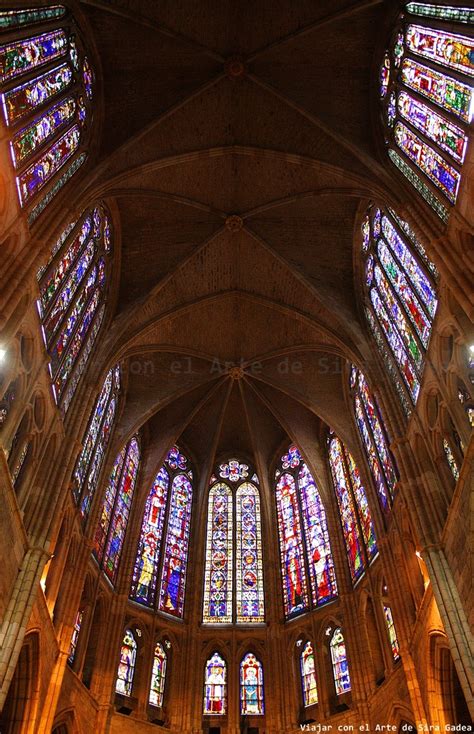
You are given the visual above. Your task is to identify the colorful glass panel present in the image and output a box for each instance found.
[10,95,76,168]
[203,653,227,715]
[381,213,437,317]
[380,54,390,97]
[0,6,66,30]
[102,438,140,583]
[397,91,467,164]
[115,630,137,696]
[236,483,265,623]
[17,124,81,205]
[0,29,68,83]
[28,153,86,225]
[240,653,264,715]
[373,264,423,369]
[299,462,338,605]
[219,459,249,481]
[275,472,309,616]
[388,149,449,222]
[71,366,119,517]
[383,605,401,661]
[328,437,366,582]
[345,449,378,560]
[130,468,169,607]
[394,122,460,202]
[406,25,474,77]
[377,241,431,346]
[369,287,420,402]
[443,438,460,481]
[406,3,474,24]
[67,609,83,665]
[330,628,351,695]
[158,474,193,618]
[203,484,233,623]
[301,641,318,707]
[2,62,73,126]
[60,299,103,413]
[400,58,472,123]
[149,643,167,707]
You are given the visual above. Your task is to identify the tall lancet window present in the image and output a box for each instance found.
[71,365,120,520]
[240,653,264,715]
[0,5,94,222]
[330,628,351,695]
[115,629,137,696]
[203,652,227,715]
[93,436,140,584]
[36,204,113,414]
[301,641,319,707]
[362,205,438,415]
[149,642,167,708]
[349,365,399,511]
[380,4,473,221]
[274,445,337,620]
[327,433,377,583]
[130,446,193,619]
[203,459,264,624]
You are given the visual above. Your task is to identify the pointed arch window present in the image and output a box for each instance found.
[383,605,401,662]
[130,445,193,619]
[0,5,94,222]
[327,433,377,583]
[240,653,264,715]
[203,652,227,715]
[300,641,318,707]
[67,609,83,666]
[93,436,140,584]
[149,642,167,708]
[275,445,338,619]
[71,365,120,520]
[350,365,399,511]
[203,459,264,624]
[115,629,137,696]
[36,204,113,414]
[330,628,351,695]
[362,205,438,415]
[379,5,473,221]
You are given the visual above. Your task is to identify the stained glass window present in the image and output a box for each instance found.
[67,609,83,665]
[301,641,318,707]
[362,206,438,410]
[240,653,264,715]
[93,436,140,585]
[203,652,227,715]
[149,642,167,708]
[0,7,94,217]
[71,365,120,520]
[383,605,401,661]
[275,445,337,619]
[328,434,377,583]
[330,628,351,695]
[380,6,473,218]
[350,365,399,511]
[115,629,137,696]
[443,438,460,481]
[203,460,265,624]
[129,446,193,619]
[36,204,113,414]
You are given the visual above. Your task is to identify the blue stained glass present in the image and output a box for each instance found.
[236,483,265,623]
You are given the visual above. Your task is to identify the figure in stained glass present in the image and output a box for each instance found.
[203,653,227,715]
[301,641,318,706]
[115,629,137,696]
[240,653,264,715]
[330,628,351,695]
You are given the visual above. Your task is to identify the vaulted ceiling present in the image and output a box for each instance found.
[74,0,406,468]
